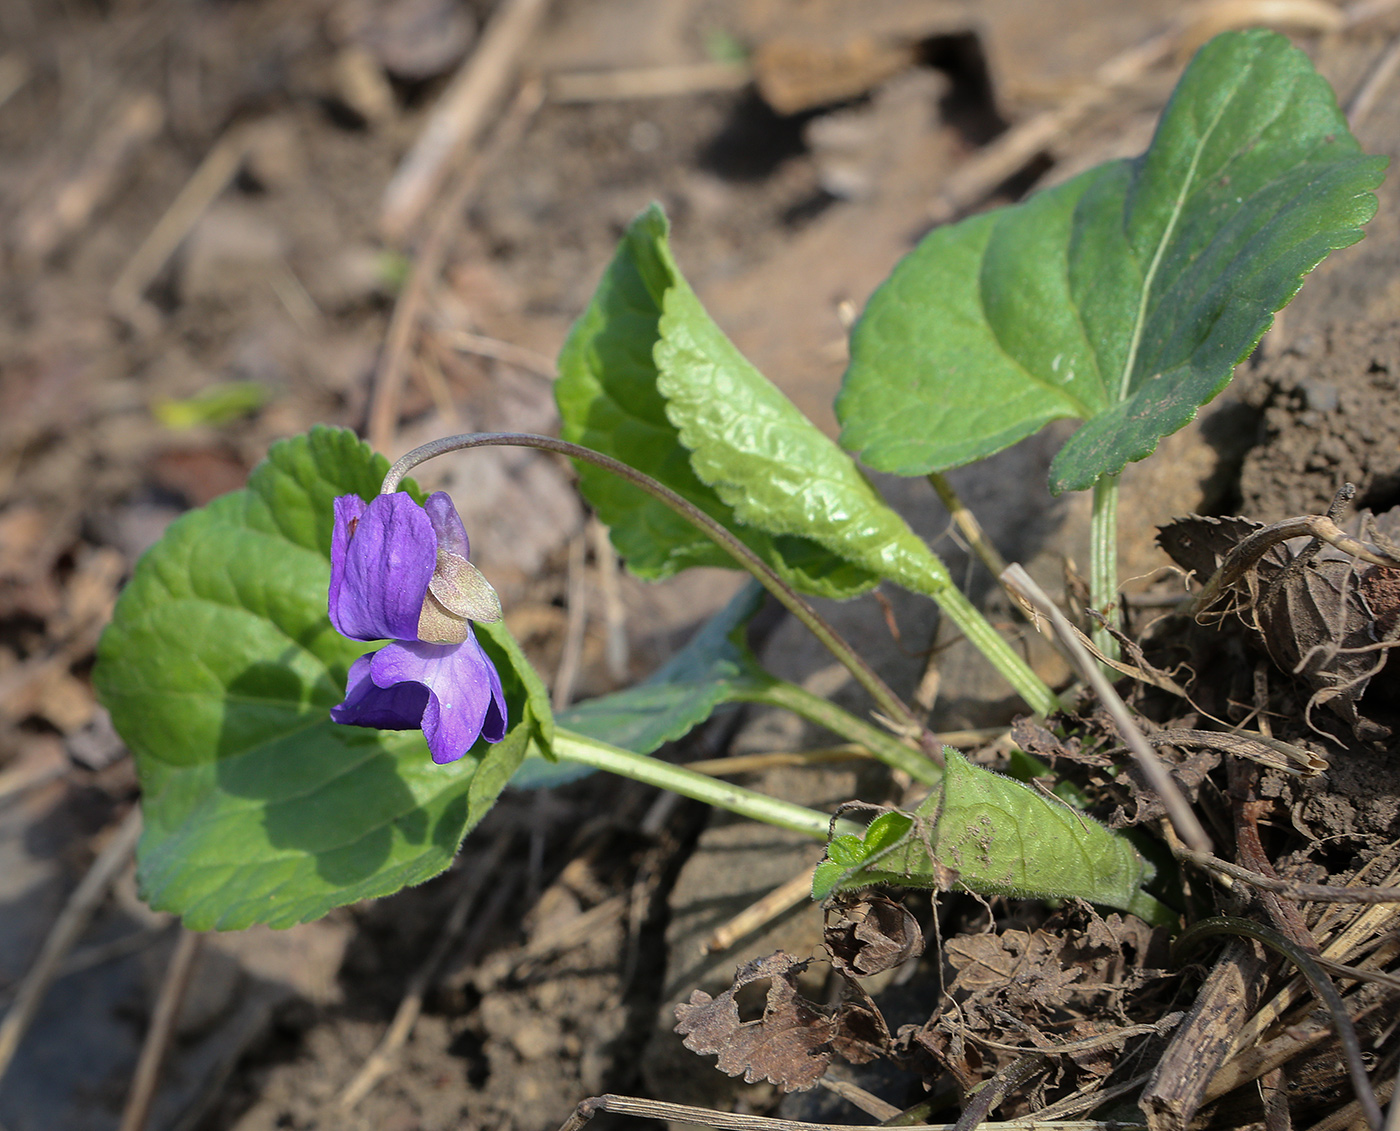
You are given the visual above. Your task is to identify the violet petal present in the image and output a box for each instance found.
[330,651,430,730]
[328,493,436,641]
[361,633,507,762]
[424,491,470,559]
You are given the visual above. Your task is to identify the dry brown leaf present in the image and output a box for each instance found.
[824,892,924,977]
[674,952,835,1092]
[1159,511,1400,743]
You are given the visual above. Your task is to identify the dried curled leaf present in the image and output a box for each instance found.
[1159,511,1400,742]
[674,951,896,1091]
[674,952,834,1091]
[824,891,924,977]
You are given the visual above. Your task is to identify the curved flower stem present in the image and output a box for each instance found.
[1090,473,1121,662]
[383,432,926,742]
[552,727,857,840]
[736,680,941,786]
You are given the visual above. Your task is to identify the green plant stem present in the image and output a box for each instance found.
[552,727,853,839]
[925,472,1065,717]
[737,680,942,785]
[383,432,925,736]
[1090,473,1121,661]
[933,579,1060,717]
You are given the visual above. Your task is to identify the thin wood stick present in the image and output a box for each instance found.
[443,329,557,380]
[16,91,164,263]
[0,52,28,111]
[930,30,1176,223]
[817,1076,902,1122]
[0,807,142,1084]
[367,80,544,455]
[556,1093,1146,1131]
[702,866,817,954]
[1183,850,1400,904]
[116,928,203,1131]
[927,472,1010,581]
[549,61,749,103]
[1002,564,1212,853]
[335,831,513,1109]
[588,517,628,681]
[108,124,252,327]
[1347,30,1400,129]
[378,0,552,243]
[0,746,67,803]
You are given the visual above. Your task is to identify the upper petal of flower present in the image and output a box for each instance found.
[424,492,470,559]
[329,493,437,641]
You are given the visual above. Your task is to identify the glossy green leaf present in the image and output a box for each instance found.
[654,236,971,600]
[511,582,772,788]
[813,749,1170,923]
[94,426,551,930]
[556,205,876,598]
[838,30,1385,494]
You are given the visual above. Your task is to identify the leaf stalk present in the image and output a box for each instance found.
[551,728,850,840]
[1089,474,1121,661]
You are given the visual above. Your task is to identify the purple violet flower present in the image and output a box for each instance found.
[328,491,507,764]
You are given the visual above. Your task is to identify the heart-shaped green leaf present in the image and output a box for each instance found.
[556,205,877,598]
[838,30,1385,494]
[94,427,551,930]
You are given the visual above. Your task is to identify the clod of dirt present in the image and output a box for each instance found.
[331,0,477,82]
[824,891,924,976]
[1239,319,1400,519]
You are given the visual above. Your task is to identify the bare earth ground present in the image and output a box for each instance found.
[2,2,1400,1130]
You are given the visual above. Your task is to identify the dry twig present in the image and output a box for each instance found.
[15,91,164,263]
[553,531,588,710]
[0,807,142,1084]
[116,928,203,1131]
[335,831,514,1109]
[367,80,544,455]
[548,61,749,103]
[1002,564,1212,853]
[702,865,817,954]
[556,1092,1145,1131]
[378,0,552,242]
[108,124,253,331]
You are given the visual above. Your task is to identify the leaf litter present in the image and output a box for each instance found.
[672,481,1400,1128]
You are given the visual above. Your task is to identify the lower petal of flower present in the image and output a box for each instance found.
[330,652,430,731]
[363,635,507,763]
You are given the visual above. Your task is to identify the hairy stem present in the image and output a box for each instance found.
[737,680,942,784]
[552,728,851,839]
[1090,473,1121,661]
[384,432,924,736]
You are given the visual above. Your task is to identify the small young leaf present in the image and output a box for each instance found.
[556,205,876,598]
[838,30,1385,494]
[94,426,550,930]
[814,749,1169,923]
